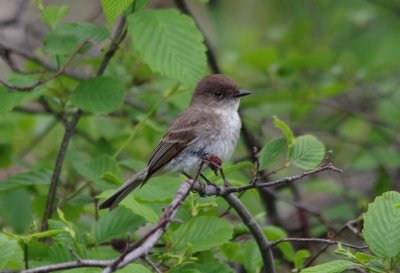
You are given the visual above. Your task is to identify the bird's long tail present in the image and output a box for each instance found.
[99,168,148,210]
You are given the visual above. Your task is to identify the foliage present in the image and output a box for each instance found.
[303,192,400,273]
[0,0,399,272]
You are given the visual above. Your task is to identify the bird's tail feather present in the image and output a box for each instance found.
[99,168,148,210]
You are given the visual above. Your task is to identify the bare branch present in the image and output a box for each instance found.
[22,260,111,273]
[142,254,162,273]
[67,246,83,263]
[102,179,195,273]
[192,163,343,196]
[0,40,85,80]
[269,237,368,251]
[224,193,276,273]
[96,17,127,76]
[41,17,128,231]
[0,40,89,91]
[305,217,363,267]
[24,179,194,273]
[40,109,83,232]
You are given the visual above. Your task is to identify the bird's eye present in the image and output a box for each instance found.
[214,90,223,98]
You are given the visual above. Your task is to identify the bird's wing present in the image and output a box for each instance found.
[146,110,202,177]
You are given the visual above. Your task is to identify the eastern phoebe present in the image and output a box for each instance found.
[99,74,251,209]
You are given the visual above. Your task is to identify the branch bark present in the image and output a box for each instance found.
[22,259,111,273]
[268,237,368,251]
[24,179,195,273]
[102,179,194,273]
[191,163,343,196]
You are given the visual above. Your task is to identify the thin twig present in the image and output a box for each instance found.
[263,188,336,231]
[224,193,276,273]
[290,183,311,238]
[24,179,195,273]
[102,179,195,273]
[22,260,111,273]
[0,40,89,91]
[40,17,128,231]
[40,110,82,232]
[68,246,83,263]
[268,237,368,251]
[192,163,343,196]
[142,255,162,273]
[96,18,127,76]
[0,40,85,80]
[305,217,363,267]
[19,119,59,158]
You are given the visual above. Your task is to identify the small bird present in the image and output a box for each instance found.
[99,74,251,209]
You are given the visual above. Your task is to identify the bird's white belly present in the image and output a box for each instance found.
[204,110,241,161]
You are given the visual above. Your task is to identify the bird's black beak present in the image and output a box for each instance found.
[234,90,252,98]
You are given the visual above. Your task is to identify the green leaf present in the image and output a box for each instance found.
[47,243,73,263]
[0,142,12,167]
[0,237,22,270]
[131,175,182,202]
[0,188,33,234]
[301,260,355,273]
[40,5,69,27]
[3,229,65,245]
[172,216,233,253]
[0,168,51,192]
[101,0,134,26]
[290,135,325,170]
[94,207,145,244]
[70,76,125,114]
[273,116,295,147]
[239,46,279,69]
[44,22,109,55]
[73,155,122,189]
[121,196,159,224]
[363,191,400,259]
[243,240,262,273]
[264,225,295,261]
[294,249,310,270]
[258,137,287,169]
[172,261,232,273]
[127,9,207,87]
[354,252,376,263]
[134,0,149,10]
[222,161,253,174]
[117,263,152,273]
[0,86,29,115]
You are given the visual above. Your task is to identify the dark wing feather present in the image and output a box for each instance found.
[146,115,199,176]
[146,129,196,176]
[146,108,214,177]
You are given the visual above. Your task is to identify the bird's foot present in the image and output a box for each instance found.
[203,155,230,188]
[205,155,222,176]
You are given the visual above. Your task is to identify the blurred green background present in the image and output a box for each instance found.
[0,0,400,271]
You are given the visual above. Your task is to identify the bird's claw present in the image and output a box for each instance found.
[205,155,222,176]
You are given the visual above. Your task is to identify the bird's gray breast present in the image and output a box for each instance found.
[165,109,241,174]
[204,109,241,160]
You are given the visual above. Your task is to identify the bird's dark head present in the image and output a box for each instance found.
[190,74,251,111]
